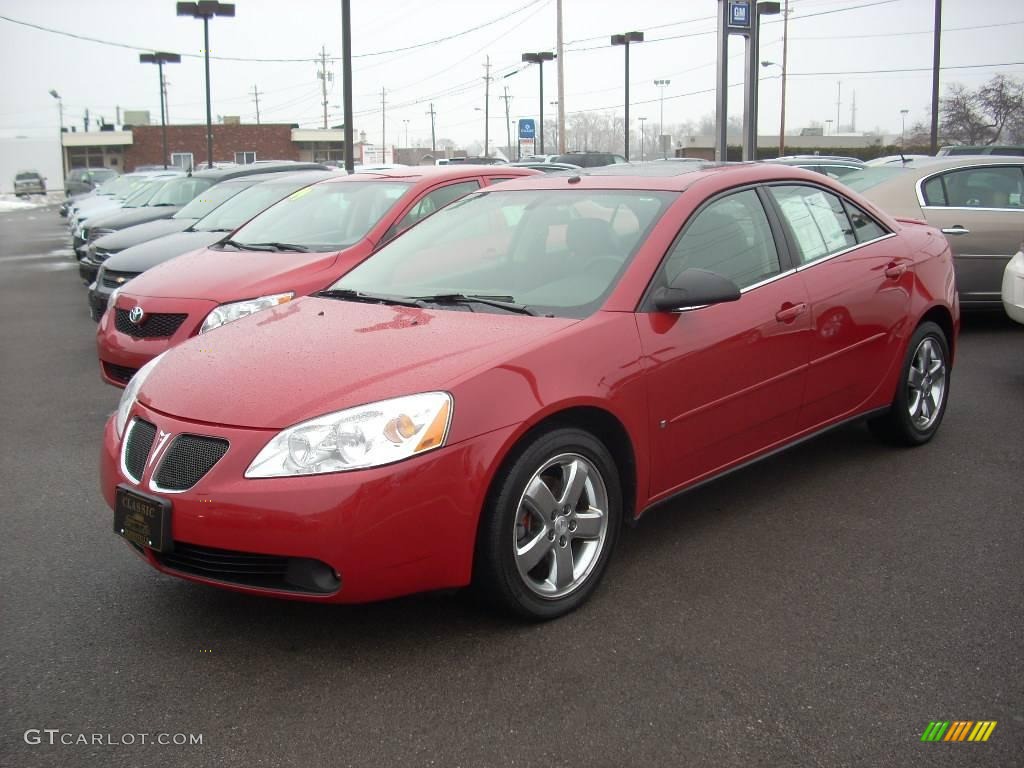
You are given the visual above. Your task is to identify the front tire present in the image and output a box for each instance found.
[475,427,622,621]
[869,321,950,446]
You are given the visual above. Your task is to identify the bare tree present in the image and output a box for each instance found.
[940,75,1024,145]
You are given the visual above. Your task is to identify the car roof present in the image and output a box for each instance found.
[478,161,839,192]
[190,162,330,181]
[319,165,541,184]
[218,169,338,186]
[856,154,1022,180]
[768,156,864,166]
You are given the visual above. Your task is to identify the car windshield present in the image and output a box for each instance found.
[121,179,166,207]
[96,176,138,196]
[16,172,40,180]
[330,188,677,319]
[147,176,214,207]
[842,167,910,192]
[173,181,249,219]
[193,178,319,232]
[229,181,412,252]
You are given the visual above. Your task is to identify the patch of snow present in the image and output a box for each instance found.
[0,192,62,213]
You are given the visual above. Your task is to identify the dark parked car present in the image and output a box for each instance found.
[99,162,958,618]
[77,162,329,283]
[65,167,118,197]
[550,151,627,167]
[88,170,336,320]
[937,145,1024,157]
[13,170,46,196]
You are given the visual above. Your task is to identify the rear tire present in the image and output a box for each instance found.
[869,321,950,446]
[474,427,621,621]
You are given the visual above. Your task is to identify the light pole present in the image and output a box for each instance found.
[176,1,235,169]
[521,51,554,154]
[900,109,910,146]
[49,90,64,179]
[611,31,644,161]
[825,119,833,136]
[638,116,647,161]
[761,60,784,156]
[403,119,410,148]
[654,79,670,158]
[139,53,181,169]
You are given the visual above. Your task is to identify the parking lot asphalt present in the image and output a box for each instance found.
[0,206,1021,768]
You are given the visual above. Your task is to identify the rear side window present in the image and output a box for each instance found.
[921,176,947,206]
[926,166,1024,209]
[769,185,856,264]
[842,202,887,243]
[663,189,781,289]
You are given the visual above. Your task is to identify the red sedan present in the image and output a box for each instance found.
[95,165,539,387]
[100,162,959,620]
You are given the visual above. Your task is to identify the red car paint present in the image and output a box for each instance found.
[100,163,959,603]
[96,166,540,387]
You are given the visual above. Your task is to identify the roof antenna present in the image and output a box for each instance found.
[898,151,908,164]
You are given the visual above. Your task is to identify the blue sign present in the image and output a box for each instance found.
[729,1,751,28]
[518,119,536,140]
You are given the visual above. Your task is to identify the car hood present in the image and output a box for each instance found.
[124,243,354,301]
[94,218,195,253]
[140,297,578,429]
[102,230,224,272]
[88,205,183,231]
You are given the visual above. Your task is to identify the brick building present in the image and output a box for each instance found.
[61,124,346,173]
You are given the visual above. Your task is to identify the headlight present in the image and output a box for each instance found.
[115,353,165,438]
[199,292,294,334]
[245,392,453,478]
[107,284,122,311]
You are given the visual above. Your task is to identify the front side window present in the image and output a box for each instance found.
[147,177,214,207]
[925,166,1024,209]
[229,181,412,252]
[663,189,781,289]
[331,189,676,318]
[769,185,856,265]
[174,181,249,219]
[387,180,480,239]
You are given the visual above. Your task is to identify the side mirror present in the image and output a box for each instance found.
[653,268,741,311]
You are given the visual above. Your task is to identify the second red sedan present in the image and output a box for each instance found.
[96,165,539,387]
[100,162,958,620]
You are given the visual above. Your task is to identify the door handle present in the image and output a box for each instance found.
[775,302,807,323]
[941,226,970,235]
[884,262,908,279]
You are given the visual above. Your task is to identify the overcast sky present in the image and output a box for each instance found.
[1,0,1021,147]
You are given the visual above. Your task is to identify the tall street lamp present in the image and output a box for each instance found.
[611,31,644,161]
[653,78,670,158]
[140,52,181,169]
[761,60,785,156]
[638,116,647,161]
[176,1,235,169]
[900,108,910,146]
[521,51,554,154]
[49,90,65,179]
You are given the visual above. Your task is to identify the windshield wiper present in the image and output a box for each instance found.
[219,238,267,250]
[317,288,423,307]
[411,293,537,316]
[246,241,311,252]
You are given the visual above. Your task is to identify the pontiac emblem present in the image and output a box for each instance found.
[129,306,145,324]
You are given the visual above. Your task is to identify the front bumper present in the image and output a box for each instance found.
[1001,250,1024,325]
[100,404,513,603]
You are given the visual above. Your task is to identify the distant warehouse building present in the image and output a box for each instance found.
[60,123,346,172]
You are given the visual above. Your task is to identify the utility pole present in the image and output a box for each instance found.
[850,90,856,133]
[318,46,333,129]
[836,81,841,133]
[251,84,263,124]
[654,79,670,158]
[556,0,565,153]
[500,87,512,159]
[403,119,410,147]
[84,108,90,132]
[483,55,491,157]
[380,87,387,154]
[779,0,789,156]
[116,105,121,125]
[341,0,354,172]
[930,0,942,154]
[162,74,171,124]
[426,102,436,152]
[638,116,647,161]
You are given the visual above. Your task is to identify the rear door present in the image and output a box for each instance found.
[918,163,1024,306]
[636,186,811,497]
[765,183,910,428]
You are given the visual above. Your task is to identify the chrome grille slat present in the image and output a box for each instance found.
[123,419,157,483]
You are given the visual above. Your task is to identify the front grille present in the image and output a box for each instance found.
[102,269,139,289]
[88,227,113,243]
[154,435,229,491]
[103,361,138,385]
[115,308,187,338]
[94,248,116,263]
[155,542,339,594]
[123,419,157,482]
